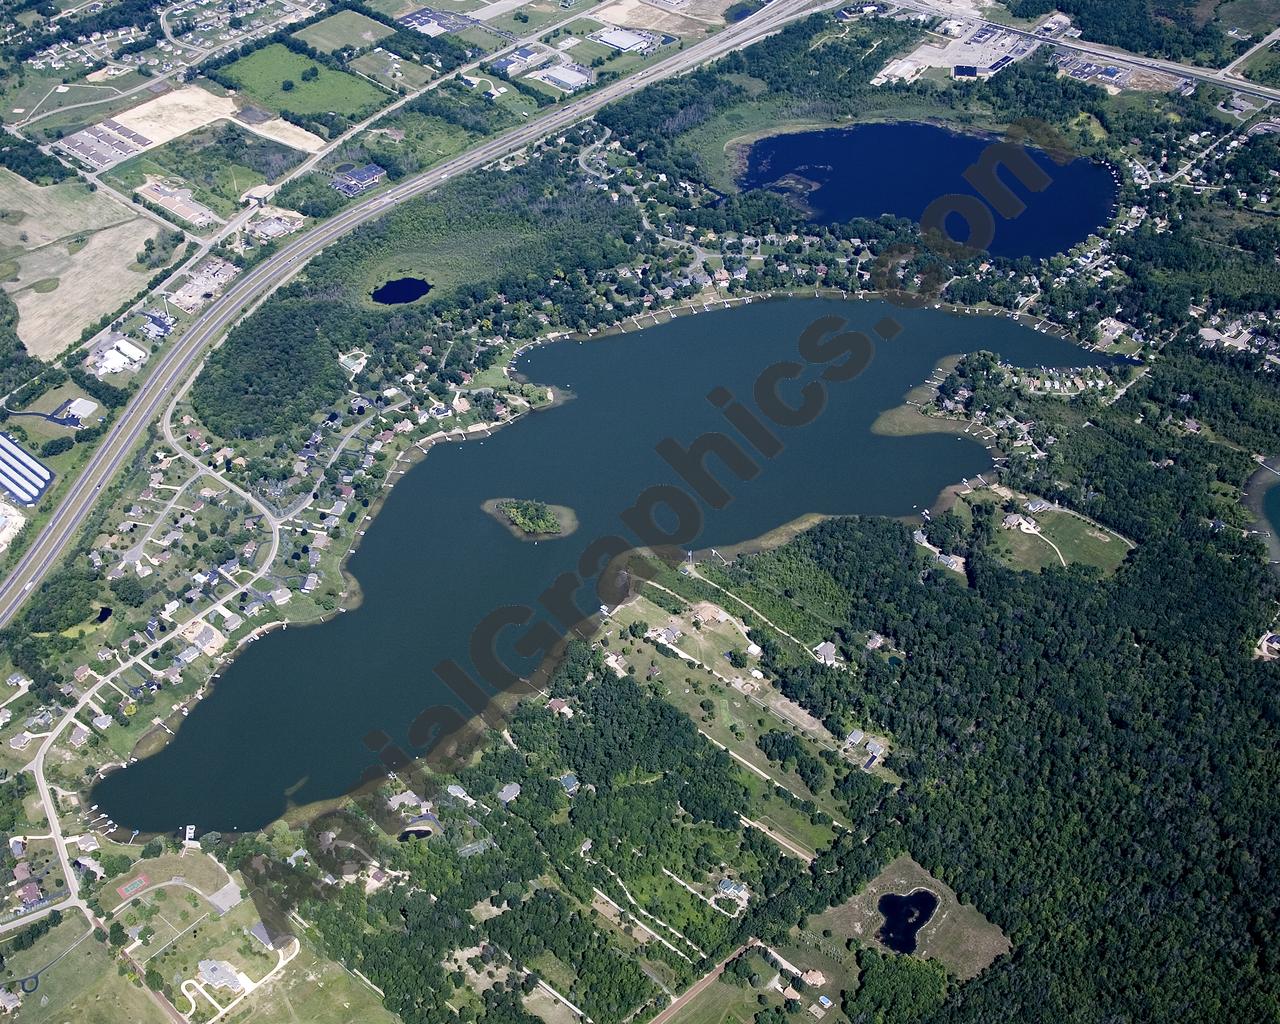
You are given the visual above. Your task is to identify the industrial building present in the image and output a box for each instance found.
[0,434,53,506]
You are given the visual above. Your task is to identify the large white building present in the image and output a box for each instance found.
[596,27,648,52]
[543,64,590,92]
[0,434,52,506]
[95,335,148,376]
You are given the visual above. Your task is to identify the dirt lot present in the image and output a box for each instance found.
[114,84,324,154]
[810,854,1010,981]
[4,216,159,358]
[594,0,725,35]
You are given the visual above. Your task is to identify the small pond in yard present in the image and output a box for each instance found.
[878,889,939,954]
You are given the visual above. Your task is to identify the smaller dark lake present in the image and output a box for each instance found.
[739,122,1118,260]
[371,276,432,305]
[877,890,939,954]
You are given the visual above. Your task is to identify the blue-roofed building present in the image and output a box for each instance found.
[331,164,387,198]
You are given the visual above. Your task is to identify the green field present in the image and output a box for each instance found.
[100,852,235,913]
[144,898,274,984]
[981,500,1132,575]
[231,935,400,1024]
[365,109,477,167]
[5,920,170,1024]
[488,0,600,35]
[105,122,306,218]
[0,916,91,984]
[1215,0,1280,37]
[666,977,766,1024]
[294,9,395,53]
[1242,40,1280,85]
[220,44,391,117]
[0,67,152,129]
[350,49,437,90]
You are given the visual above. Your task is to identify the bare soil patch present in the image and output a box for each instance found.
[594,0,720,34]
[5,216,159,358]
[114,84,325,154]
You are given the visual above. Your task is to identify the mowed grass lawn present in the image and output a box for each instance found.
[294,9,394,53]
[991,507,1131,575]
[221,44,389,116]
[232,935,400,1024]
[667,976,768,1024]
[10,923,170,1024]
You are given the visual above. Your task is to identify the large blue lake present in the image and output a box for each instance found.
[94,298,1111,833]
[739,122,1118,260]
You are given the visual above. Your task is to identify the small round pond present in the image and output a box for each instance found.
[371,276,432,305]
[877,889,939,954]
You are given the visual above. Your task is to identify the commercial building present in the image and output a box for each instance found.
[542,64,591,92]
[331,164,387,198]
[95,335,149,376]
[595,27,648,51]
[53,397,99,423]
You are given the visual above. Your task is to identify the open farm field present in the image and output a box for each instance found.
[294,9,396,52]
[220,44,391,118]
[0,170,134,250]
[2,210,159,359]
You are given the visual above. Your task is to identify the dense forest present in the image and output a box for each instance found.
[704,336,1280,1022]
[0,135,71,184]
[0,290,41,399]
[229,327,1280,1020]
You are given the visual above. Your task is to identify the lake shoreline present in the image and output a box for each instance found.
[735,120,1118,262]
[481,498,580,541]
[1242,455,1280,570]
[99,295,1109,832]
[111,288,1093,778]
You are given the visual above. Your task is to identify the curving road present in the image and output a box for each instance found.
[0,0,825,628]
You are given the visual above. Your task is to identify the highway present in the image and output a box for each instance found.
[0,0,823,628]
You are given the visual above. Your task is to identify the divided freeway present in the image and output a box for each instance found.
[0,0,826,627]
